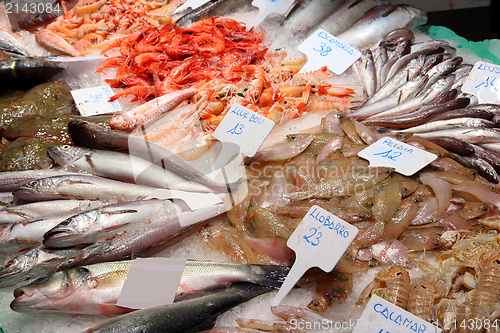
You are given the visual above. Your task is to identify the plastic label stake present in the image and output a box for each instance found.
[462,61,500,104]
[298,29,361,74]
[71,85,121,116]
[272,205,358,305]
[173,0,210,14]
[251,0,295,27]
[209,103,274,179]
[358,137,437,176]
[353,295,442,333]
[116,258,187,309]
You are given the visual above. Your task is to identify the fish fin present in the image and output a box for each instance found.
[94,271,129,289]
[102,224,130,232]
[85,154,98,173]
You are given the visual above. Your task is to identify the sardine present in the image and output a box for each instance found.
[283,0,346,35]
[0,200,103,224]
[43,199,172,248]
[336,5,427,48]
[319,0,390,36]
[48,145,213,193]
[85,283,274,333]
[12,174,222,210]
[11,260,289,314]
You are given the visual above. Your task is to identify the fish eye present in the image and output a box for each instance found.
[121,123,130,130]
[34,276,49,284]
[2,261,13,269]
[60,219,71,226]
[27,180,38,186]
[65,258,76,267]
[62,145,72,150]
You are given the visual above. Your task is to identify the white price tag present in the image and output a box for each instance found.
[209,104,274,178]
[173,0,210,14]
[298,29,361,74]
[251,0,295,27]
[353,295,442,333]
[116,258,187,309]
[71,85,121,116]
[358,137,437,176]
[462,61,500,104]
[272,205,358,305]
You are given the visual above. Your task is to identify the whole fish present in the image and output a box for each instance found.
[356,49,377,98]
[0,57,63,81]
[67,120,233,192]
[0,169,82,192]
[109,88,197,131]
[245,135,314,164]
[415,128,500,145]
[426,106,496,123]
[0,30,33,56]
[379,28,414,49]
[385,45,445,81]
[48,145,214,193]
[12,174,222,210]
[420,57,463,91]
[427,137,475,156]
[336,5,427,47]
[282,0,346,36]
[35,29,80,57]
[378,39,411,84]
[450,153,499,184]
[0,200,103,224]
[373,45,388,90]
[319,0,389,36]
[43,199,172,248]
[85,283,274,333]
[175,0,252,27]
[397,117,494,134]
[60,201,228,268]
[11,260,289,314]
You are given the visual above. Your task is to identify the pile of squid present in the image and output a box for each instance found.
[349,27,500,185]
[35,0,180,56]
[200,111,500,325]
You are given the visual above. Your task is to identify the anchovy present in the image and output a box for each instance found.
[48,145,213,193]
[336,5,427,47]
[12,174,222,210]
[11,260,289,315]
[319,0,390,36]
[67,120,233,192]
[85,283,274,333]
[0,200,103,224]
[43,199,172,248]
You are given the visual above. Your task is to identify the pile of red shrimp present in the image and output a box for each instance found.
[98,17,269,102]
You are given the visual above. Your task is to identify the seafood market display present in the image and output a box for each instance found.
[1,0,500,332]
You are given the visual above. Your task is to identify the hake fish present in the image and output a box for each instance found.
[43,199,172,248]
[0,30,34,56]
[11,260,290,314]
[12,174,222,210]
[85,283,274,333]
[48,145,214,193]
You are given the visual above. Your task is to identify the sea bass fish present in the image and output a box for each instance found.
[11,260,289,314]
[85,283,274,333]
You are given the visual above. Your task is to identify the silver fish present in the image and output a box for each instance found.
[319,0,389,36]
[397,118,494,134]
[11,260,289,315]
[0,200,103,224]
[12,174,222,210]
[282,0,346,36]
[0,169,83,192]
[373,45,388,90]
[48,145,214,193]
[43,199,171,248]
[356,49,377,98]
[378,39,411,85]
[336,5,427,48]
[85,283,274,333]
[421,56,462,91]
[0,30,34,56]
[416,128,500,145]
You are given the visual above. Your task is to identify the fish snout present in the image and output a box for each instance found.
[43,227,77,248]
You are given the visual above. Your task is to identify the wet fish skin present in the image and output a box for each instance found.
[0,169,83,192]
[427,137,475,156]
[379,27,414,49]
[11,260,289,315]
[245,135,314,164]
[398,117,493,134]
[357,49,377,98]
[0,30,33,56]
[85,283,274,333]
[48,145,213,193]
[450,153,499,184]
[379,39,411,85]
[43,199,170,248]
[0,57,63,81]
[415,128,500,145]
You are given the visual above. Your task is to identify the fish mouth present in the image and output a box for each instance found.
[10,287,37,311]
[43,229,77,248]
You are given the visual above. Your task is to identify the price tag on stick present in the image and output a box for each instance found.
[251,0,296,27]
[273,205,358,305]
[209,104,275,179]
[358,137,437,176]
[462,61,500,104]
[298,29,361,74]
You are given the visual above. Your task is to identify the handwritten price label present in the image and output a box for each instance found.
[251,0,295,27]
[462,61,500,103]
[298,29,361,74]
[71,85,121,116]
[272,205,357,305]
[358,137,437,176]
[209,104,275,177]
[353,295,442,333]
